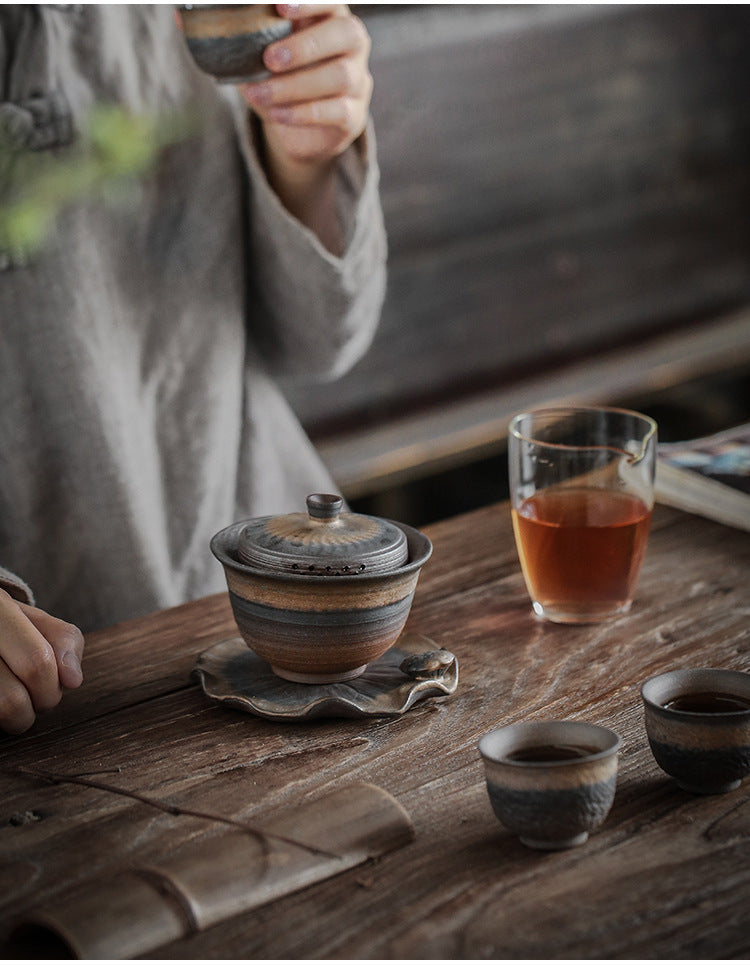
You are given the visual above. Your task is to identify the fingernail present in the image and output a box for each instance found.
[267,44,292,69]
[62,651,82,678]
[267,106,292,123]
[242,82,271,105]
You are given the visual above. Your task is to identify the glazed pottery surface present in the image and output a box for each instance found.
[210,498,432,684]
[193,632,458,721]
[180,4,292,83]
[479,720,621,850]
[641,668,750,794]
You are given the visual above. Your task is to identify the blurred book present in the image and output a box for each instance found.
[655,423,750,532]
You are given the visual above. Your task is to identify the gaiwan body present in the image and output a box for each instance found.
[210,494,433,684]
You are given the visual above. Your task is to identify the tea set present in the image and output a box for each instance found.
[175,0,749,852]
[479,668,750,851]
[195,485,750,852]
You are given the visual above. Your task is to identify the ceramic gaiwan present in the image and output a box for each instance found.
[210,494,433,684]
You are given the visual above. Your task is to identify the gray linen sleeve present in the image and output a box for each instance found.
[0,565,34,605]
[230,95,388,380]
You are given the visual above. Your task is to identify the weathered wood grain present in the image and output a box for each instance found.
[313,309,750,499]
[284,4,750,435]
[5,783,413,959]
[1,504,748,958]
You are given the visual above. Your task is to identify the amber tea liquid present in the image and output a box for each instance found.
[512,487,652,622]
[663,691,750,714]
[506,743,600,763]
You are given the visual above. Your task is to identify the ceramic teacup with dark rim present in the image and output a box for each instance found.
[641,667,750,794]
[179,4,292,84]
[478,720,621,850]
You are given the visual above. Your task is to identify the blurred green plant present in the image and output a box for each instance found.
[0,104,197,259]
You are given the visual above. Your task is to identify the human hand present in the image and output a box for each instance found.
[239,4,373,167]
[238,4,372,249]
[0,590,84,735]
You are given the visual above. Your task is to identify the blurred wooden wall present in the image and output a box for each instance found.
[282,4,750,496]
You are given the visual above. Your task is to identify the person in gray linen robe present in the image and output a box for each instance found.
[0,4,387,733]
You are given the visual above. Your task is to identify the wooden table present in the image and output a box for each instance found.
[2,502,749,958]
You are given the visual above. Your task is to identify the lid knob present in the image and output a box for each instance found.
[306,493,343,521]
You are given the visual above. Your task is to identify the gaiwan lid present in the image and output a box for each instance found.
[236,494,409,577]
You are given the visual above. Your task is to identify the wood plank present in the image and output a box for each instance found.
[312,307,750,497]
[1,505,748,958]
[148,509,750,958]
[289,196,750,431]
[283,4,750,433]
[365,4,750,254]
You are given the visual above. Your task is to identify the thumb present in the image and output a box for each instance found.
[18,602,84,690]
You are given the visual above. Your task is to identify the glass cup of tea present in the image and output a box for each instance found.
[508,405,657,623]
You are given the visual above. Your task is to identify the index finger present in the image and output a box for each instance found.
[277,4,350,19]
[0,592,61,713]
[19,602,84,691]
[265,11,368,73]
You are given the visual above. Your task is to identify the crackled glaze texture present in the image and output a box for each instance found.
[479,720,621,849]
[193,632,458,721]
[210,520,432,683]
[641,668,750,794]
[181,5,292,83]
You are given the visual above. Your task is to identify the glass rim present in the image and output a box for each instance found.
[508,404,658,455]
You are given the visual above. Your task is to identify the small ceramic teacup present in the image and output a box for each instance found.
[179,4,292,84]
[478,720,621,850]
[641,668,750,794]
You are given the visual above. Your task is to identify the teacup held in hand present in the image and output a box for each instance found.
[180,4,292,84]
